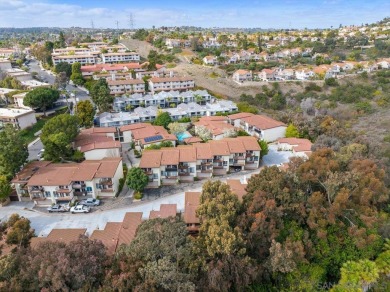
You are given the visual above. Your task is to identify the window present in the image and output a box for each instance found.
[86,187,92,192]
[44,191,51,198]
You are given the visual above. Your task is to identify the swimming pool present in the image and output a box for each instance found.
[177,131,192,142]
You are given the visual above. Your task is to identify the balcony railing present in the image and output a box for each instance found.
[179,171,190,176]
[55,187,72,193]
[144,169,153,175]
[30,186,44,193]
[72,182,85,189]
[178,164,189,169]
[201,161,212,165]
[99,179,113,186]
[233,155,246,160]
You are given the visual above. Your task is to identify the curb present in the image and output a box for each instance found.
[28,137,41,148]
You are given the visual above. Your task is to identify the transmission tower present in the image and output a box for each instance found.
[116,20,119,30]
[91,20,94,30]
[128,13,134,30]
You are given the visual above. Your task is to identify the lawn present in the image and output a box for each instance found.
[19,107,68,144]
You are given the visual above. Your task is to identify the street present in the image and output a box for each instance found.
[27,59,91,102]
[28,138,44,161]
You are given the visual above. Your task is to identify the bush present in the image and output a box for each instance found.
[134,149,142,158]
[116,178,125,197]
[325,77,338,87]
[134,191,143,200]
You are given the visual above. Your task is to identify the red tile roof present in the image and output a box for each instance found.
[241,115,286,130]
[149,204,177,219]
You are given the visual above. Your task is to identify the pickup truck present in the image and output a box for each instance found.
[47,204,69,213]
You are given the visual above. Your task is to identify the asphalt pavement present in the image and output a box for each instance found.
[27,59,91,102]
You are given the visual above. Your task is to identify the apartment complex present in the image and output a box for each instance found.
[148,77,195,93]
[113,90,213,111]
[52,54,98,65]
[12,157,123,205]
[0,108,37,130]
[80,63,146,77]
[107,78,146,95]
[228,112,286,142]
[101,52,140,64]
[100,99,237,128]
[139,136,260,188]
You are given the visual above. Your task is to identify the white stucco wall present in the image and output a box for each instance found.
[17,112,37,129]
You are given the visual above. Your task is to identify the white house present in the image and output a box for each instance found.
[232,69,252,82]
[277,138,312,159]
[203,56,217,65]
[228,112,286,142]
[258,69,276,81]
[107,78,146,95]
[52,54,97,65]
[148,77,195,94]
[0,108,37,130]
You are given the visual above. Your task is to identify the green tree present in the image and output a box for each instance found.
[90,78,112,112]
[108,217,195,291]
[0,175,12,203]
[41,114,79,161]
[70,62,84,86]
[153,112,172,129]
[168,122,187,135]
[54,62,72,78]
[76,100,95,128]
[285,124,300,138]
[0,125,28,179]
[258,140,269,158]
[126,167,149,194]
[5,214,34,248]
[194,181,256,291]
[24,87,59,115]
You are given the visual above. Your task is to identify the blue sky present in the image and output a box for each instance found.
[0,0,389,28]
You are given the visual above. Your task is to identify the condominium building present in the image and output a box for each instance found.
[148,77,195,93]
[139,136,260,188]
[107,78,146,95]
[101,52,140,64]
[0,108,37,130]
[52,54,97,65]
[113,90,212,112]
[12,157,123,205]
[81,63,145,77]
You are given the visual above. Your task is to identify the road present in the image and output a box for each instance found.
[28,138,44,161]
[1,146,294,236]
[27,59,91,102]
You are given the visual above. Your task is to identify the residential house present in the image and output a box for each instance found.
[203,55,217,65]
[5,68,32,82]
[226,178,247,201]
[149,204,177,219]
[183,191,201,234]
[0,108,37,130]
[277,137,313,159]
[194,116,236,140]
[30,229,87,249]
[228,112,286,142]
[0,59,12,70]
[90,212,142,254]
[0,49,15,58]
[232,69,252,82]
[295,68,315,80]
[119,123,177,147]
[258,69,276,81]
[74,128,122,160]
[12,157,124,205]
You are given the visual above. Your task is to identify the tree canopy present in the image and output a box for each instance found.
[70,62,84,86]
[90,78,112,112]
[23,87,59,114]
[40,114,79,161]
[0,125,28,179]
[76,100,95,128]
[126,167,149,193]
[54,62,72,78]
[153,111,172,129]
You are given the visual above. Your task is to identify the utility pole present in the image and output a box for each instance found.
[116,20,119,31]
[91,20,94,30]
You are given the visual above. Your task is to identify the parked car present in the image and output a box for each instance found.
[80,198,100,206]
[37,149,45,158]
[70,205,91,214]
[47,204,69,213]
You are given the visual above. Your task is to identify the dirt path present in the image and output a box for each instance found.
[120,38,157,58]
